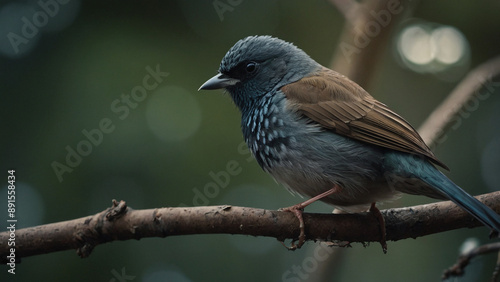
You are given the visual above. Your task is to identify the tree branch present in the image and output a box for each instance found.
[442,242,500,281]
[2,192,499,262]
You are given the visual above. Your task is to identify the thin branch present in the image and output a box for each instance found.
[419,55,500,147]
[442,242,500,281]
[1,192,499,263]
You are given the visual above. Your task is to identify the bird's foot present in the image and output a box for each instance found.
[369,202,387,253]
[279,185,341,250]
[279,204,306,250]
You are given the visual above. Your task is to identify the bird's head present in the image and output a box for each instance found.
[199,35,320,110]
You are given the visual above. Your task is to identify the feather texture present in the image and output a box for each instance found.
[281,67,449,170]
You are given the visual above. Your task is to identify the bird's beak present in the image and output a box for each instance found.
[198,73,240,91]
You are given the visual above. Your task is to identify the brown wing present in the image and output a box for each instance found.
[281,67,449,170]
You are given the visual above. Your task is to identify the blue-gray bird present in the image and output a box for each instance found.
[199,35,500,250]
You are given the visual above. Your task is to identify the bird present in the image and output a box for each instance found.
[199,35,500,250]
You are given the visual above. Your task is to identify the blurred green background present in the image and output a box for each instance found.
[1,0,500,281]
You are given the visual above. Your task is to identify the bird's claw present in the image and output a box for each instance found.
[280,205,306,250]
[279,239,299,251]
[279,187,341,250]
[370,203,388,253]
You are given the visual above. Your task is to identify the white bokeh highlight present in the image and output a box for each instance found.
[432,26,466,65]
[396,22,469,78]
[398,25,434,65]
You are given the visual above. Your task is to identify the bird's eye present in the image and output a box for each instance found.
[245,62,257,73]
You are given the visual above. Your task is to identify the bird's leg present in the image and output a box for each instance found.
[369,202,387,253]
[279,184,342,250]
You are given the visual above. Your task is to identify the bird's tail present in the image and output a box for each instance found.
[419,168,500,234]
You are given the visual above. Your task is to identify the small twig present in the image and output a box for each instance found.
[106,199,128,221]
[442,242,500,281]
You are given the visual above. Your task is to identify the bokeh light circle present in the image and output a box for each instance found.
[431,26,466,65]
[398,25,434,65]
[0,0,80,58]
[0,3,41,58]
[146,86,202,142]
[395,21,470,79]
